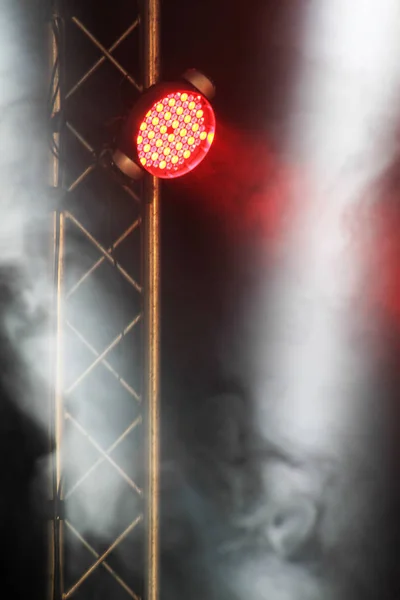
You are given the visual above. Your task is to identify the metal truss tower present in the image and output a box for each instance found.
[48,1,160,599]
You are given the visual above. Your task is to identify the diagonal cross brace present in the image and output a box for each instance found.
[66,320,141,400]
[63,123,142,201]
[66,18,141,99]
[65,416,142,500]
[67,219,141,299]
[72,17,142,92]
[65,313,142,396]
[65,519,141,599]
[66,212,142,294]
[65,412,143,496]
[64,515,143,599]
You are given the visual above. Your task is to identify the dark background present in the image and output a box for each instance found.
[3,0,400,598]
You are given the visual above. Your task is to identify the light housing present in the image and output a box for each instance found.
[112,70,216,180]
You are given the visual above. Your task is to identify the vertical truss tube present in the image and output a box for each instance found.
[49,3,65,599]
[143,2,161,600]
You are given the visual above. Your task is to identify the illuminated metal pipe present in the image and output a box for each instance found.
[48,3,65,599]
[143,2,161,600]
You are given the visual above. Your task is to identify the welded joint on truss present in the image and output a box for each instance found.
[46,499,66,521]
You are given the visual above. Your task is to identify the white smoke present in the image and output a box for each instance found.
[0,0,50,414]
[0,1,139,560]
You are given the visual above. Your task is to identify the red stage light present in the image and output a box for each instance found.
[136,91,215,179]
[112,70,216,181]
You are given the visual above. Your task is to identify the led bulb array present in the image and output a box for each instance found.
[136,91,215,178]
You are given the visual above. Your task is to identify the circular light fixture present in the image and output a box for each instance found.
[136,90,215,179]
[112,70,216,181]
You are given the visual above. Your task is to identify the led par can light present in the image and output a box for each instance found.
[113,70,216,180]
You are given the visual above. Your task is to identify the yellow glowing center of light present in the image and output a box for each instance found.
[183,150,191,159]
[181,93,188,101]
[200,131,207,140]
[156,139,163,147]
[188,101,195,110]
[172,120,179,129]
[144,144,151,152]
[176,106,183,115]
[140,157,146,165]
[163,147,171,156]
[171,156,179,164]
[175,141,183,151]
[160,125,167,134]
[180,128,187,137]
[164,111,172,121]
[196,110,203,118]
[160,160,167,169]
[152,117,159,126]
[151,152,158,161]
[140,123,147,131]
[156,103,163,112]
[184,115,191,124]
[148,130,155,139]
[168,98,176,107]
[168,133,175,142]
[192,123,199,132]
[188,137,195,145]
[137,135,143,144]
